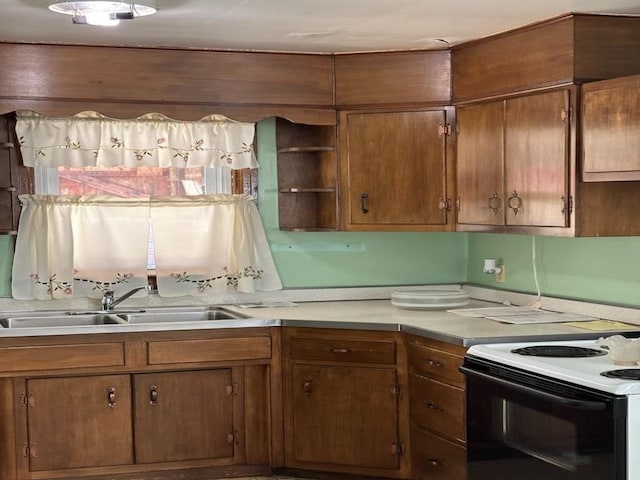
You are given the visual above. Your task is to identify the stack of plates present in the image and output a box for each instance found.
[391,288,470,310]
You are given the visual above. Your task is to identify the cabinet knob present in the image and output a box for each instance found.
[107,386,116,408]
[360,193,369,214]
[428,458,442,467]
[149,385,158,406]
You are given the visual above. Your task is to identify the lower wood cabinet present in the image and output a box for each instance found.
[1,328,275,480]
[406,334,467,480]
[24,375,133,471]
[133,370,235,464]
[282,327,411,478]
[19,369,238,475]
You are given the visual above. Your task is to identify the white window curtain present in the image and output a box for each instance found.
[150,195,281,296]
[12,194,282,300]
[12,195,150,300]
[15,111,258,170]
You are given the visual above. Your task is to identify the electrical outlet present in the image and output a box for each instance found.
[496,265,506,283]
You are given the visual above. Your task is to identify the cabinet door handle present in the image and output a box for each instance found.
[107,386,116,408]
[508,190,522,216]
[149,385,158,406]
[360,193,369,213]
[303,379,313,397]
[488,192,500,215]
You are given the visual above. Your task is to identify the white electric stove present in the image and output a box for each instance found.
[467,338,640,395]
[463,337,640,480]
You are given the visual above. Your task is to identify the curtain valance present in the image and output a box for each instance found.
[15,111,258,170]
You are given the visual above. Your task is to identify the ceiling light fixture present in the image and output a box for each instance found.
[47,1,157,27]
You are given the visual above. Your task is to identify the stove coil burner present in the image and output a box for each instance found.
[601,369,640,380]
[511,345,607,358]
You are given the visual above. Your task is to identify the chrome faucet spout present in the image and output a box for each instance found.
[101,285,151,311]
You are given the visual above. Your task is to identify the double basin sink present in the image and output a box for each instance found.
[0,306,249,329]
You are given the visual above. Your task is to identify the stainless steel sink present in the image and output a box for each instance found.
[0,314,125,328]
[117,307,247,324]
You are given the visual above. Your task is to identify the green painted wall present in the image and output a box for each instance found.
[256,118,467,287]
[2,118,639,304]
[467,233,640,308]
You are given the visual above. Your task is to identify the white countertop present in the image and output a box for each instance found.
[0,286,638,345]
[224,299,640,346]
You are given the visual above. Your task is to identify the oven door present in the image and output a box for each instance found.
[461,357,627,480]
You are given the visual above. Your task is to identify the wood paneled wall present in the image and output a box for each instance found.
[452,14,640,103]
[0,43,335,123]
[334,50,451,107]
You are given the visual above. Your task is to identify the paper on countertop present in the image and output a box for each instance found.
[235,301,298,308]
[447,306,598,324]
[562,320,640,331]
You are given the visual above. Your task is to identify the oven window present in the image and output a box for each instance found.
[466,368,626,480]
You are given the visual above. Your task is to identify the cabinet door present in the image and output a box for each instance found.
[505,90,570,227]
[345,110,448,226]
[583,79,640,181]
[456,102,504,225]
[290,364,400,469]
[133,369,234,464]
[26,375,133,471]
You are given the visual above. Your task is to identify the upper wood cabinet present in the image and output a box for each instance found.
[453,14,640,103]
[582,74,640,182]
[457,89,571,232]
[340,108,455,231]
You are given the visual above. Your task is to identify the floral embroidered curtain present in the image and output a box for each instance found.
[12,194,282,300]
[150,195,282,296]
[15,111,258,170]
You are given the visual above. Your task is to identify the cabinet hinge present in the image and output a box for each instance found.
[20,393,35,408]
[561,106,574,124]
[391,442,406,456]
[437,123,452,137]
[390,384,402,398]
[562,195,573,216]
[22,443,37,458]
[438,198,452,213]
[226,382,238,396]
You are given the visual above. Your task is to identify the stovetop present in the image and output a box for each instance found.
[467,339,640,395]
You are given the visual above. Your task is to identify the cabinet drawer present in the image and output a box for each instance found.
[410,372,465,442]
[148,336,271,364]
[408,342,464,386]
[412,426,466,480]
[290,336,396,364]
[0,342,125,372]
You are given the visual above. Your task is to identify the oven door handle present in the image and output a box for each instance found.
[460,365,607,410]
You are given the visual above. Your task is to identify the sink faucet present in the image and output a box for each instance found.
[101,285,151,311]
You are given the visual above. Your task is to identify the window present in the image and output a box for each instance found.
[12,111,280,300]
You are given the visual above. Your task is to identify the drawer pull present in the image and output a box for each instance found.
[330,348,351,354]
[428,359,443,368]
[149,385,158,405]
[107,386,116,408]
[428,459,442,467]
[426,402,440,410]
